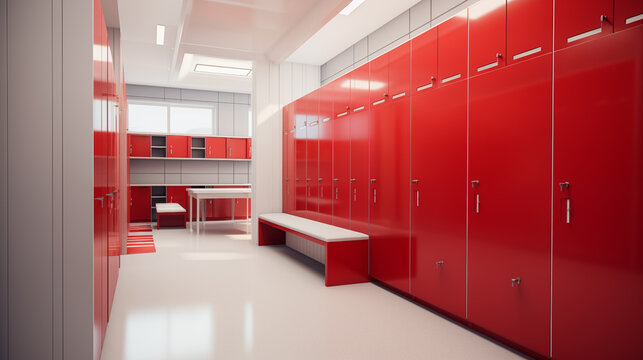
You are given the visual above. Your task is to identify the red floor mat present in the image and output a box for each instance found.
[128,224,153,232]
[126,231,156,254]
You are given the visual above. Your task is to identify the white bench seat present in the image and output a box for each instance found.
[156,203,186,213]
[258,213,367,243]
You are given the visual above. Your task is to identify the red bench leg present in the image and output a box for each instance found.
[258,220,286,246]
[325,241,369,286]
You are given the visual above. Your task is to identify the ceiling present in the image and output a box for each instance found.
[286,0,422,65]
[117,0,351,93]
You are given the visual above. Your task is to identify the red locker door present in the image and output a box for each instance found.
[555,0,613,50]
[167,135,189,158]
[226,138,247,159]
[166,186,188,209]
[283,107,289,213]
[388,42,410,99]
[286,104,296,214]
[553,27,643,360]
[411,27,437,95]
[469,0,506,75]
[369,97,411,292]
[306,92,319,217]
[294,100,308,214]
[410,81,467,319]
[330,74,351,116]
[507,0,552,65]
[206,137,226,158]
[615,0,643,31]
[469,55,552,357]
[318,87,333,223]
[369,52,389,107]
[349,64,370,234]
[332,113,350,229]
[246,139,252,159]
[130,186,150,222]
[129,134,150,157]
[437,10,468,85]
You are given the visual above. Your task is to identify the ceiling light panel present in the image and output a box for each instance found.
[194,64,252,77]
[156,25,165,45]
[340,0,366,16]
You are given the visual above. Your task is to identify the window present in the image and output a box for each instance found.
[170,106,213,135]
[128,103,168,133]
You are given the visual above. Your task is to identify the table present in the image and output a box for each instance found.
[186,188,252,234]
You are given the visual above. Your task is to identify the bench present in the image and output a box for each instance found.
[156,203,187,229]
[258,213,369,286]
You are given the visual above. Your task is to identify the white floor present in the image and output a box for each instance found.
[101,222,527,360]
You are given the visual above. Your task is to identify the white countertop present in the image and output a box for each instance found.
[186,188,252,199]
[259,213,368,243]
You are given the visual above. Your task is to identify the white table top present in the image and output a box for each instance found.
[186,188,252,199]
[259,213,368,243]
[156,203,186,213]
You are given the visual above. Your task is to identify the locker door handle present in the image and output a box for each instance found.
[170,145,173,155]
[354,188,357,201]
[373,189,376,203]
[511,278,521,287]
[600,14,609,23]
[129,144,132,154]
[475,194,480,213]
[565,199,571,224]
[306,178,311,182]
[436,260,444,267]
[295,178,300,182]
[229,148,232,157]
[335,187,338,200]
[318,178,323,182]
[416,190,419,207]
[411,179,419,184]
[95,197,104,207]
[370,179,376,184]
[559,182,570,191]
[496,52,502,59]
[333,178,339,183]
[321,187,323,198]
[350,179,356,183]
[285,178,289,182]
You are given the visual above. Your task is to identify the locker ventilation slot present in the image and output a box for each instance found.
[353,106,365,112]
[417,83,433,92]
[392,92,406,99]
[321,117,331,122]
[477,61,499,72]
[513,47,542,60]
[625,13,643,24]
[309,121,318,126]
[567,27,602,43]
[441,74,461,84]
[372,99,386,106]
[337,111,348,118]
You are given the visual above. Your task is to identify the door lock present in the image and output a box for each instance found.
[370,179,376,184]
[511,278,521,287]
[559,182,570,191]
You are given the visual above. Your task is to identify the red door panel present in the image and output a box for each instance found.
[283,107,289,213]
[167,135,189,158]
[411,27,438,95]
[287,104,296,214]
[246,139,252,159]
[437,10,468,85]
[234,198,251,219]
[206,137,226,158]
[388,42,410,98]
[129,134,150,157]
[350,108,369,235]
[349,63,370,113]
[615,0,643,31]
[330,74,351,117]
[555,0,613,50]
[369,98,410,292]
[369,52,389,106]
[332,115,350,229]
[306,107,319,217]
[166,186,188,210]
[318,87,333,223]
[294,100,308,214]
[410,81,467,319]
[553,27,643,360]
[130,186,150,222]
[468,55,552,357]
[507,0,552,65]
[226,138,247,159]
[469,0,506,75]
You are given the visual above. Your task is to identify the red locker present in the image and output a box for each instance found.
[330,74,351,117]
[555,0,613,50]
[553,27,643,360]
[469,0,506,75]
[294,100,308,213]
[129,134,150,157]
[411,27,437,95]
[615,0,643,31]
[282,107,290,213]
[331,75,351,228]
[468,55,552,357]
[369,97,411,292]
[410,81,467,319]
[234,198,251,219]
[437,10,468,85]
[349,64,370,234]
[226,138,247,159]
[507,0,552,65]
[167,135,189,158]
[318,86,333,223]
[246,138,252,159]
[206,137,226,158]
[369,53,388,107]
[130,186,151,222]
[286,103,296,214]
[388,42,410,99]
[167,186,188,209]
[306,91,320,217]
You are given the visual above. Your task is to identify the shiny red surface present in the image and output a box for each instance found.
[469,55,552,357]
[331,76,351,228]
[615,0,643,31]
[349,64,370,234]
[469,0,506,74]
[166,186,188,209]
[369,52,388,104]
[553,27,643,360]
[206,137,226,158]
[410,80,467,319]
[130,186,151,222]
[369,97,410,292]
[167,135,189,158]
[318,86,333,221]
[226,138,247,159]
[388,42,410,97]
[282,107,290,212]
[128,134,150,157]
[507,0,552,64]
[286,104,296,213]
[306,91,320,216]
[410,27,437,95]
[294,99,308,214]
[437,11,468,83]
[555,0,613,49]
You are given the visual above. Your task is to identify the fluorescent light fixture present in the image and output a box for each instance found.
[340,0,366,16]
[194,64,252,76]
[156,25,165,45]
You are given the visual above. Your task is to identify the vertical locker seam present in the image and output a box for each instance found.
[408,40,412,293]
[2,0,8,355]
[550,0,555,357]
[51,0,55,357]
[465,7,470,320]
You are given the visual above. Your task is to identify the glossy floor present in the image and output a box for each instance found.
[101,222,526,360]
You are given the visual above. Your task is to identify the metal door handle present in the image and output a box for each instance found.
[496,52,502,59]
[295,178,300,182]
[471,180,479,187]
[565,199,571,224]
[96,197,104,207]
[416,190,419,207]
[335,187,338,199]
[430,76,435,82]
[411,179,419,184]
[318,178,323,182]
[333,178,339,183]
[475,194,480,213]
[511,278,521,287]
[559,182,570,191]
[373,189,376,203]
[354,188,357,201]
[170,145,173,155]
[600,14,609,23]
[350,179,356,183]
[229,148,232,157]
[370,179,376,184]
[436,260,444,266]
[306,178,311,182]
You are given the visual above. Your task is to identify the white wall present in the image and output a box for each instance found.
[0,0,94,359]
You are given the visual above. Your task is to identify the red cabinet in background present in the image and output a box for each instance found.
[246,139,252,159]
[206,137,226,158]
[437,10,468,85]
[469,0,506,75]
[129,134,150,157]
[411,27,437,95]
[226,138,247,159]
[555,0,613,49]
[507,0,552,64]
[130,186,150,222]
[167,186,188,209]
[167,135,189,158]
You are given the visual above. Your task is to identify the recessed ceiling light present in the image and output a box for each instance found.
[156,25,165,45]
[339,0,366,16]
[194,64,252,77]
